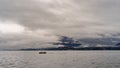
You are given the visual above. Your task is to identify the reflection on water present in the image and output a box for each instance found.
[0,51,120,68]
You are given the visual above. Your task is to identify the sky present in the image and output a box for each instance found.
[0,0,120,49]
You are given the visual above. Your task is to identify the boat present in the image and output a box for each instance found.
[39,52,47,54]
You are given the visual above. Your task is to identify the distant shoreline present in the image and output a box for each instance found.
[1,47,120,51]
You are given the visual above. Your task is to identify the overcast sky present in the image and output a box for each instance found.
[0,0,120,48]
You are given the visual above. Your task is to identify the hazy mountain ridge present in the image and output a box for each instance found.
[54,36,120,47]
[78,38,120,46]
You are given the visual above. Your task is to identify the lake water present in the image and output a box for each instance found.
[0,51,120,68]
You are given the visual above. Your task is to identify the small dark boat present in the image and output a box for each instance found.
[39,52,47,54]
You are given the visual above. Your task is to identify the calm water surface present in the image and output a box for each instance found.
[0,51,120,68]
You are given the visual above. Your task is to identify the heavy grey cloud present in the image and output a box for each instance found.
[0,0,120,48]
